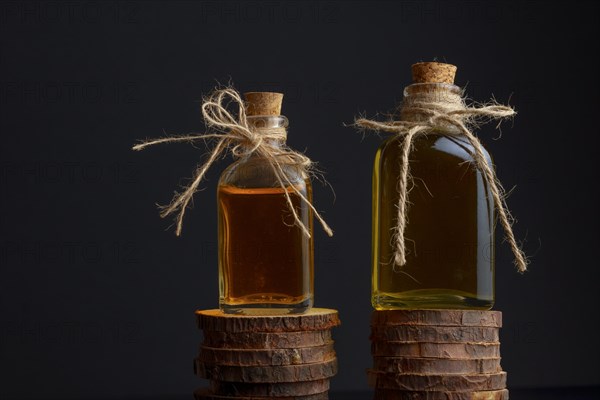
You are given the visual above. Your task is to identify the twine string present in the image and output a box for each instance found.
[133,87,333,238]
[355,87,528,272]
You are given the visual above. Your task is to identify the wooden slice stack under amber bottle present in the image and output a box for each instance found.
[368,310,509,399]
[194,309,340,400]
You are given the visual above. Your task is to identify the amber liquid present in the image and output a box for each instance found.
[218,184,313,314]
[372,134,495,310]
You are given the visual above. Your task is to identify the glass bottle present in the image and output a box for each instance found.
[217,92,314,315]
[372,63,495,310]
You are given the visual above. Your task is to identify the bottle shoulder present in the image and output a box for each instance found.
[377,134,492,165]
[220,156,309,188]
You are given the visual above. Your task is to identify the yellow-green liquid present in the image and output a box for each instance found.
[372,134,495,310]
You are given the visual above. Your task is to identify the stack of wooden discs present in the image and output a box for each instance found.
[368,310,508,399]
[193,309,340,400]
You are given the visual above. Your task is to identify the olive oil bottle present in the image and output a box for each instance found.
[372,63,495,310]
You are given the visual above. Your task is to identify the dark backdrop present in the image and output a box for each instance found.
[1,1,599,398]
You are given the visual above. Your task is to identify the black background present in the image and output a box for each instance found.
[1,1,599,399]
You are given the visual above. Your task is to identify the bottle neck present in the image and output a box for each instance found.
[400,83,465,134]
[247,115,288,149]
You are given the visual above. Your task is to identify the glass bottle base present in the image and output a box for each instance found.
[372,289,493,310]
[220,298,313,315]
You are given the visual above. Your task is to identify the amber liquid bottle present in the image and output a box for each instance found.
[372,63,495,310]
[218,92,313,314]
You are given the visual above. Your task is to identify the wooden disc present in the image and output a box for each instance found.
[195,358,338,383]
[196,309,340,332]
[203,330,333,349]
[371,341,501,359]
[370,326,499,343]
[193,387,329,400]
[373,388,509,400]
[209,379,330,397]
[367,370,507,391]
[371,310,502,328]
[199,343,336,366]
[373,357,502,374]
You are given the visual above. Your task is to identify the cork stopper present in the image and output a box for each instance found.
[411,62,457,84]
[244,92,283,116]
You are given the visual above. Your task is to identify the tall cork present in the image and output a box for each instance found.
[411,62,457,84]
[244,92,284,116]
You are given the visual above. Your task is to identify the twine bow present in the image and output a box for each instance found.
[355,87,528,273]
[133,87,333,238]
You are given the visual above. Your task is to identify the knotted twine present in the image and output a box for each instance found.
[132,87,333,238]
[355,85,528,273]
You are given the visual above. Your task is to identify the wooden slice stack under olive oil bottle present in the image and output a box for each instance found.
[368,309,508,399]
